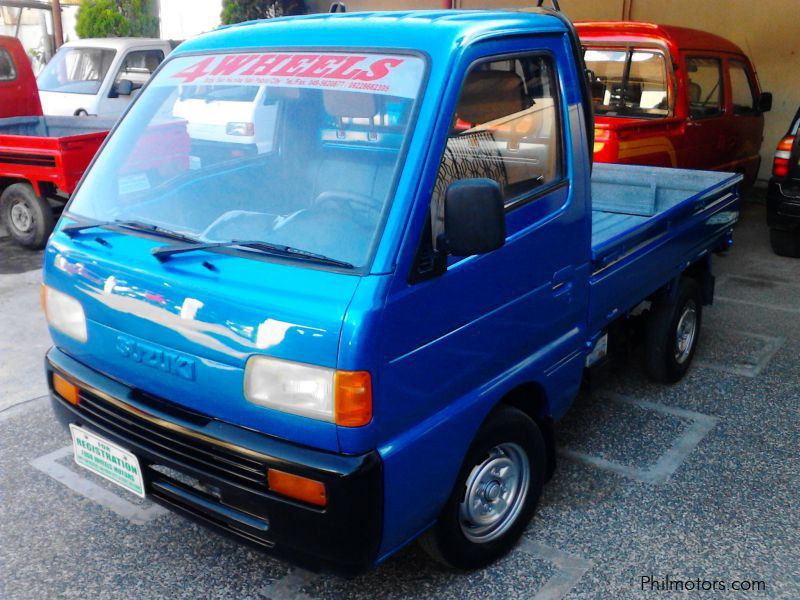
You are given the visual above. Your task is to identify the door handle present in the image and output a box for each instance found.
[552,265,575,297]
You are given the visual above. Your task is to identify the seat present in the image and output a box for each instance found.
[429,69,526,243]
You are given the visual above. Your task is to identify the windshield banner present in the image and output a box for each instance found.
[158,52,423,98]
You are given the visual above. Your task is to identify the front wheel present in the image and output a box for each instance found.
[645,277,702,383]
[418,406,545,570]
[0,183,55,249]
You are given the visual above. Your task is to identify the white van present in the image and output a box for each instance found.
[37,38,173,119]
[172,84,279,162]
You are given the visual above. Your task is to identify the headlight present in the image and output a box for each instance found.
[244,356,372,426]
[244,356,335,422]
[42,285,87,342]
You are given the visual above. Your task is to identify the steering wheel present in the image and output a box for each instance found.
[313,191,381,228]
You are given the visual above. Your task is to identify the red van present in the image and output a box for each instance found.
[576,22,771,185]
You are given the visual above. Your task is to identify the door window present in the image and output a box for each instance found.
[729,60,757,114]
[686,57,724,118]
[114,49,165,93]
[429,54,562,244]
[0,48,16,81]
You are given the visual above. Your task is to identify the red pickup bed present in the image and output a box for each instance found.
[0,116,113,248]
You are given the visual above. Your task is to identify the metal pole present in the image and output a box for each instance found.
[51,0,63,48]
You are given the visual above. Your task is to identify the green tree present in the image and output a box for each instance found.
[221,0,307,25]
[76,0,159,38]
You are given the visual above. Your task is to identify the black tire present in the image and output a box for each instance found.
[645,277,702,383]
[0,183,54,249]
[418,406,546,570]
[769,228,800,258]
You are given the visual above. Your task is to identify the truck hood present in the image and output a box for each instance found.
[44,229,361,451]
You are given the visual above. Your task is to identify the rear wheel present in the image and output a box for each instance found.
[0,183,54,249]
[418,406,545,570]
[769,228,800,258]
[645,277,702,383]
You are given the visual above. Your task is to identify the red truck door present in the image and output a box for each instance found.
[0,36,43,117]
[724,57,764,183]
[679,54,731,171]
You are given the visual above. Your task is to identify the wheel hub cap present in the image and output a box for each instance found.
[675,302,697,364]
[459,442,530,543]
[10,202,33,233]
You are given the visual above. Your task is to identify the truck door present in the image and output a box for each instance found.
[725,57,764,181]
[380,35,591,453]
[680,55,730,170]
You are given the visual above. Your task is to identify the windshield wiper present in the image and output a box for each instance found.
[62,218,195,242]
[152,239,354,269]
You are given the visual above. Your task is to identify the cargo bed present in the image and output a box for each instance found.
[588,163,742,332]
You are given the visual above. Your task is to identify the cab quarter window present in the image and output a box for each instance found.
[429,55,562,244]
[686,57,723,118]
[729,60,756,114]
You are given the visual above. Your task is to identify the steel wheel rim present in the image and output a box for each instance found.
[674,301,697,364]
[10,200,33,233]
[459,442,530,543]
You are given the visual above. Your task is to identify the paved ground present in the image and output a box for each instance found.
[1,192,798,598]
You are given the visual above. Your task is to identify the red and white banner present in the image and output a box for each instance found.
[156,52,424,98]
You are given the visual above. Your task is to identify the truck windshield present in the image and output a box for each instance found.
[38,47,116,95]
[66,51,425,269]
[584,48,670,118]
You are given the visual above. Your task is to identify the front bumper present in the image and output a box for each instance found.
[46,347,383,574]
[767,179,800,231]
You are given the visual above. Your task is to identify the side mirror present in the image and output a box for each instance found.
[757,92,772,113]
[112,79,134,98]
[445,178,505,257]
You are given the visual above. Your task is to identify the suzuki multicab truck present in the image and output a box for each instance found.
[43,9,743,573]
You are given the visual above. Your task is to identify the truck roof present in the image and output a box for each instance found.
[174,10,568,58]
[59,37,169,50]
[575,21,745,56]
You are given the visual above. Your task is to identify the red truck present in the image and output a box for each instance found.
[0,36,113,248]
[577,22,771,185]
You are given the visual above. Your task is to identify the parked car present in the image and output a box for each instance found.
[37,38,173,119]
[43,9,743,574]
[0,36,113,248]
[767,106,800,257]
[0,35,42,118]
[576,21,771,185]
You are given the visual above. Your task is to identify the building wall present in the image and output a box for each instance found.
[307,0,800,181]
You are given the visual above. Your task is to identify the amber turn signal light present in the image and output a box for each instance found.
[267,469,327,507]
[334,370,372,427]
[52,372,80,405]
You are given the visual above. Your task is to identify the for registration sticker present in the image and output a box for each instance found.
[69,425,145,498]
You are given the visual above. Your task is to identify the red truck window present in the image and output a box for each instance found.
[0,48,16,81]
[686,57,724,119]
[583,48,670,118]
[728,60,757,114]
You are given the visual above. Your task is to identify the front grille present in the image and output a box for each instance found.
[73,388,268,491]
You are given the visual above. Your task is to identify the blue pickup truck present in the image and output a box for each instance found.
[42,9,742,573]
